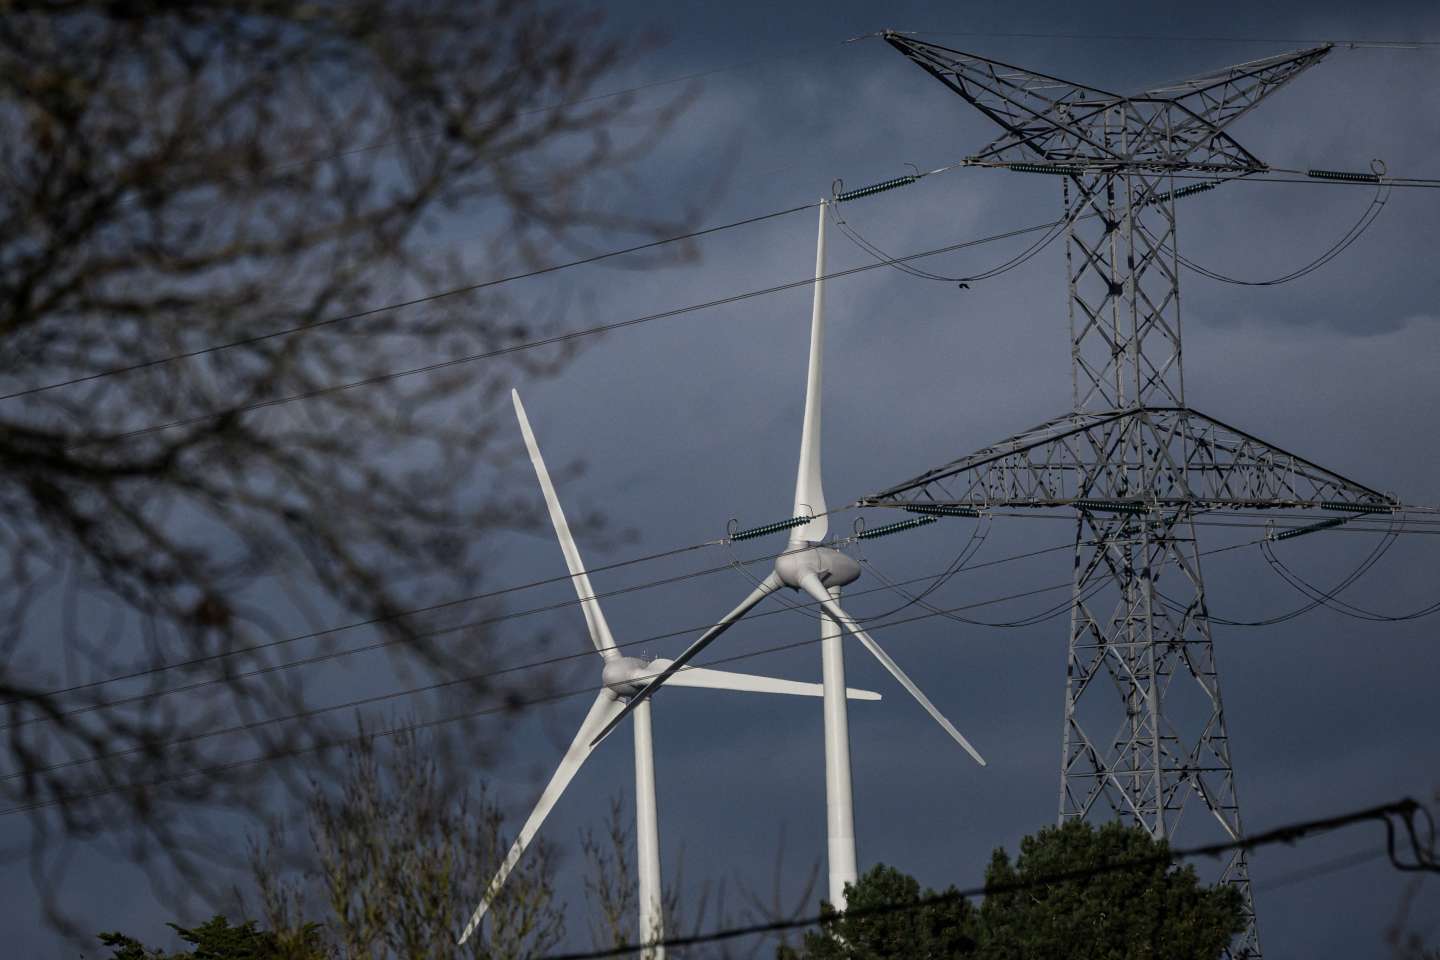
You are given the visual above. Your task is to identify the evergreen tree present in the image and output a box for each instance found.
[777,821,1245,960]
[978,820,1244,960]
[98,916,325,959]
[777,864,978,959]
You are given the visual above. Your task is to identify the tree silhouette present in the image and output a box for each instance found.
[0,0,689,937]
[99,915,325,959]
[778,821,1245,959]
[249,726,563,960]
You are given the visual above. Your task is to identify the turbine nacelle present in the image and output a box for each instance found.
[776,542,860,591]
[602,656,667,700]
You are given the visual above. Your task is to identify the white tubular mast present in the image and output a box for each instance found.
[819,583,857,908]
[633,700,664,960]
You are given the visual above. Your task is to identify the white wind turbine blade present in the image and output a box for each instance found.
[588,571,785,746]
[799,575,987,767]
[513,389,618,661]
[458,691,624,945]
[649,659,881,700]
[790,202,829,543]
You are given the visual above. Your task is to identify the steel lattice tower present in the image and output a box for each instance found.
[866,36,1395,958]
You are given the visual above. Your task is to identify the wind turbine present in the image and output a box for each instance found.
[458,389,881,955]
[592,201,987,910]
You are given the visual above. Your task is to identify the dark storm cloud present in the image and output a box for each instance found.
[9,1,1438,956]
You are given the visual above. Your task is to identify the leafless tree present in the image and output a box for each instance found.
[0,0,690,936]
[579,798,820,960]
[579,797,637,955]
[251,724,564,960]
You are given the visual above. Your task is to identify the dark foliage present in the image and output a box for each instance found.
[777,864,977,960]
[777,821,1245,960]
[99,915,325,959]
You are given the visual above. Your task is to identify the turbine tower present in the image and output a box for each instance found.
[867,35,1395,958]
[458,391,881,956]
[595,202,987,911]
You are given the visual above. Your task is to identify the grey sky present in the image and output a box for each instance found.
[8,1,1440,957]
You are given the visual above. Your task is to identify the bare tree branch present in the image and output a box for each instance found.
[0,0,692,935]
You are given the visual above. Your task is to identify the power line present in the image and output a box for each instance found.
[69,218,1057,448]
[971,509,1440,536]
[8,525,1436,809]
[1162,182,1392,286]
[3,532,1076,732]
[961,157,1440,189]
[905,30,1440,49]
[57,492,1421,715]
[0,567,1083,785]
[1261,539,1440,622]
[14,504,1440,726]
[0,571,1125,816]
[0,204,817,403]
[0,543,829,732]
[0,532,823,728]
[832,166,1432,290]
[1158,513,1401,627]
[1219,174,1440,190]
[12,527,1371,796]
[540,797,1438,960]
[0,537,726,711]
[1252,846,1389,893]
[829,197,1072,284]
[14,164,1439,416]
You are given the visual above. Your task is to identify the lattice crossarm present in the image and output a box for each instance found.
[1143,44,1333,138]
[883,33,1127,164]
[860,408,1395,513]
[888,34,1329,176]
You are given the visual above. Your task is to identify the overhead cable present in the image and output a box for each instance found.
[13,505,1440,726]
[11,525,1437,797]
[909,30,1440,49]
[5,532,1306,786]
[0,572,1140,815]
[540,797,1438,960]
[828,197,1070,284]
[1262,538,1440,622]
[3,529,1071,730]
[0,569,1084,786]
[0,204,818,403]
[1158,512,1400,627]
[67,219,1055,449]
[13,162,1440,412]
[1157,181,1391,286]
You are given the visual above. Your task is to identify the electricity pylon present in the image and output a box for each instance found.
[867,35,1395,958]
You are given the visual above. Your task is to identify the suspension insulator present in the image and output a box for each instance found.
[833,175,920,203]
[1320,500,1394,514]
[904,503,980,517]
[1307,168,1381,183]
[855,516,937,540]
[1274,516,1350,540]
[1073,498,1149,515]
[1154,180,1219,203]
[729,515,812,542]
[1008,162,1082,176]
